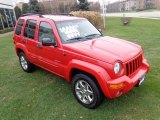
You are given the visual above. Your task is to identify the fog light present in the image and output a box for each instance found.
[109,83,125,89]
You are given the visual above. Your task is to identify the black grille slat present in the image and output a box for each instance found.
[137,57,139,67]
[126,64,129,76]
[133,60,135,72]
[129,62,132,74]
[132,61,134,74]
[136,58,138,70]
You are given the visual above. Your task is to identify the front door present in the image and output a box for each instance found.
[36,21,64,76]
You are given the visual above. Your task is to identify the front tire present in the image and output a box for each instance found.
[72,74,104,109]
[19,52,35,73]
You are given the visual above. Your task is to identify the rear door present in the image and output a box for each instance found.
[23,19,39,63]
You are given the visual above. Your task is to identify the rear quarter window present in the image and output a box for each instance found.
[15,19,24,35]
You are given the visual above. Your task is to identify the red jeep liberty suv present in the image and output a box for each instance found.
[13,14,150,109]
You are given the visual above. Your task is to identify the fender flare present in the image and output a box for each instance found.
[65,59,112,98]
[15,43,28,56]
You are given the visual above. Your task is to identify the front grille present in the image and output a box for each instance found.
[126,54,143,76]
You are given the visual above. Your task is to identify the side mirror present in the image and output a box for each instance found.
[42,38,57,46]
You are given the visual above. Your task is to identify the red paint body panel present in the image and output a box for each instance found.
[13,15,150,99]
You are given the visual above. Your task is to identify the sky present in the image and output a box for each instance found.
[13,0,119,4]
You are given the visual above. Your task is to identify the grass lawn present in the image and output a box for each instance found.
[0,18,160,120]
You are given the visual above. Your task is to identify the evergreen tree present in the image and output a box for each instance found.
[77,0,90,11]
[29,0,41,13]
[22,3,29,14]
[14,6,22,19]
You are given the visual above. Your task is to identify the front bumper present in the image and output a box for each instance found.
[106,59,149,98]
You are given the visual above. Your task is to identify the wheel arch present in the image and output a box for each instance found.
[66,60,112,98]
[15,43,27,56]
[70,68,99,85]
[16,48,24,56]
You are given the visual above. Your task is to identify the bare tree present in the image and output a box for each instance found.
[89,2,100,12]
[39,0,76,14]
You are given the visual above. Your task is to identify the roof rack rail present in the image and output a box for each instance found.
[52,13,74,16]
[22,12,43,17]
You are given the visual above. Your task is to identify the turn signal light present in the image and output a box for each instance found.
[109,83,125,89]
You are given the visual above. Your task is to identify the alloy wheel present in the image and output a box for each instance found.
[20,56,28,70]
[75,80,94,104]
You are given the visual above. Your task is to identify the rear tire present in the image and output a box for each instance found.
[72,73,104,109]
[19,52,35,73]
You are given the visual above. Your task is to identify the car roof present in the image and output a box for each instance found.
[43,15,85,22]
[20,14,85,22]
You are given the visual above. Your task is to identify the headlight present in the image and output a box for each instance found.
[114,62,122,74]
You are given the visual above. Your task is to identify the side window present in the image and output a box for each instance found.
[15,19,24,35]
[38,22,55,43]
[24,20,37,40]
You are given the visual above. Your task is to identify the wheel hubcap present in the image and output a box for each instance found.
[75,80,94,104]
[20,56,28,70]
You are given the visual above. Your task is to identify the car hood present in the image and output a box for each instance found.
[63,36,142,64]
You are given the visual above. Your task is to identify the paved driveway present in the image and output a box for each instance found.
[105,11,160,19]
[0,32,13,37]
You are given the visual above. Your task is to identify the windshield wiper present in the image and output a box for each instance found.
[66,34,101,42]
[85,34,102,39]
[66,37,86,42]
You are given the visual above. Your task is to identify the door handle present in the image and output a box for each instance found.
[21,39,26,44]
[36,44,42,49]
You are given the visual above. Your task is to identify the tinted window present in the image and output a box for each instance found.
[15,19,24,35]
[24,20,37,39]
[38,22,55,43]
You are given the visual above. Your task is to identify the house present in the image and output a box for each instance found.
[125,0,138,11]
[106,0,160,13]
[107,1,122,12]
[0,0,16,30]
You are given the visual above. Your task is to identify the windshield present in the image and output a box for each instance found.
[56,19,102,43]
